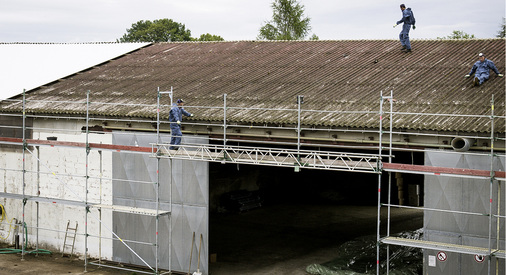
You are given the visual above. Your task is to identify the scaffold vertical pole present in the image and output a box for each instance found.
[98,150,103,265]
[157,86,174,273]
[36,146,40,256]
[156,87,162,274]
[376,91,384,275]
[297,95,303,154]
[491,94,502,274]
[386,90,394,274]
[21,89,26,259]
[224,94,227,147]
[168,86,173,273]
[169,158,173,273]
[85,90,90,272]
[157,87,161,143]
[170,86,173,105]
[158,86,173,143]
[487,95,495,275]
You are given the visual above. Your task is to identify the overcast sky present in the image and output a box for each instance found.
[0,43,148,100]
[1,0,505,42]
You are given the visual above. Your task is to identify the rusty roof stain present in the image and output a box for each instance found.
[1,39,504,133]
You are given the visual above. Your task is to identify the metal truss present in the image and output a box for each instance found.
[152,143,381,173]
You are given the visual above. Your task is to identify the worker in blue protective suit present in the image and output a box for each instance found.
[394,4,415,53]
[169,99,193,150]
[465,53,503,86]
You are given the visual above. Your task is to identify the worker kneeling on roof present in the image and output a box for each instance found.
[169,99,193,150]
[465,53,503,86]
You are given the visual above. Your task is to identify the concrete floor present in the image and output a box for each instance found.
[209,202,423,275]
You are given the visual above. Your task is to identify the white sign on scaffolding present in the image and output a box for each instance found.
[428,255,436,267]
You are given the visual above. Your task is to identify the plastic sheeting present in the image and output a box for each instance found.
[307,229,423,275]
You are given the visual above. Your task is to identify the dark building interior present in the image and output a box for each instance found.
[208,150,424,273]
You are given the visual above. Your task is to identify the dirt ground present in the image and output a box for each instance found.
[0,204,423,275]
[0,252,132,275]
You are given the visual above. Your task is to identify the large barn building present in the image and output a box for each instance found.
[0,39,504,275]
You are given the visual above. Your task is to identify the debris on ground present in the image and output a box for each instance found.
[307,229,423,275]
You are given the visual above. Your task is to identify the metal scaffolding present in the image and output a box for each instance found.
[0,88,504,274]
[0,89,174,274]
[377,93,505,275]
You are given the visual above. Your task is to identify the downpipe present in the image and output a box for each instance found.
[451,137,475,152]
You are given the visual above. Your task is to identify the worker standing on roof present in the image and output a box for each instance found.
[465,53,503,86]
[169,99,193,150]
[394,4,415,53]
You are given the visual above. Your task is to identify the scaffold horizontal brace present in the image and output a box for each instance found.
[0,137,154,153]
[88,261,155,275]
[383,163,505,180]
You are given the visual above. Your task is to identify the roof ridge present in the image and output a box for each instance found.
[0,42,149,45]
[2,38,503,45]
[154,38,505,44]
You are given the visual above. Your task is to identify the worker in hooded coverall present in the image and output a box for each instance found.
[394,4,415,53]
[465,53,503,86]
[169,99,193,150]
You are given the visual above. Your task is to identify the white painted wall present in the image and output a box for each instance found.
[0,119,114,259]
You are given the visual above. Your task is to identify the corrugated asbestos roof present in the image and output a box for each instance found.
[1,39,504,133]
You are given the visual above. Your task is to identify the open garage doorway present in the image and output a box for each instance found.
[208,151,424,274]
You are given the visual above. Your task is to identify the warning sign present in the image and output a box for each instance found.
[437,251,447,262]
[474,254,485,263]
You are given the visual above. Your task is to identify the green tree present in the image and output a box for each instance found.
[437,30,475,40]
[193,33,225,41]
[258,0,316,40]
[497,18,505,38]
[118,19,192,42]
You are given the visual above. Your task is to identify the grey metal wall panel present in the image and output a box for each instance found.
[112,213,157,264]
[112,133,208,274]
[424,235,502,275]
[423,175,492,236]
[424,150,505,275]
[170,203,208,273]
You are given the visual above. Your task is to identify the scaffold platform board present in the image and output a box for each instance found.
[153,143,381,173]
[92,204,170,216]
[0,193,169,217]
[381,236,506,259]
[0,192,86,207]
